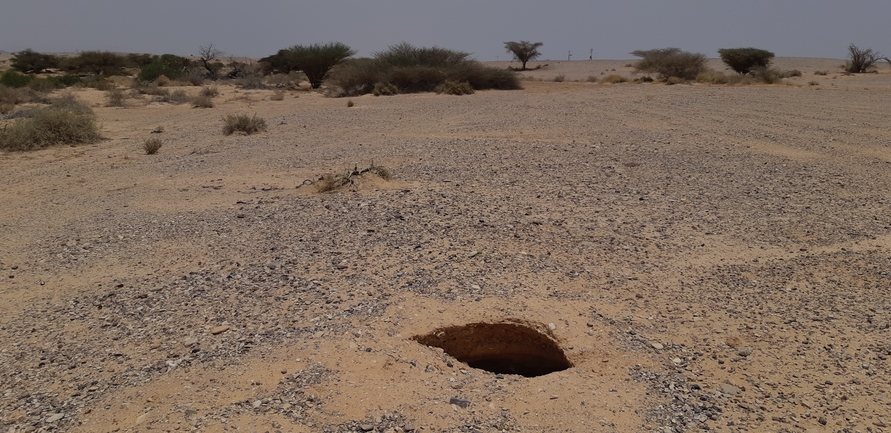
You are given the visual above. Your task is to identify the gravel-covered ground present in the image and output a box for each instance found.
[2,60,890,432]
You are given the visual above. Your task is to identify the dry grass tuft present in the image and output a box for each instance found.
[270,90,285,101]
[601,74,627,84]
[222,114,267,135]
[191,94,214,108]
[200,86,219,98]
[143,138,162,155]
[105,88,127,107]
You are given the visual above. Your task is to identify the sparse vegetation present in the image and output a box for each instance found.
[846,44,888,73]
[198,44,224,79]
[270,90,285,101]
[601,74,627,84]
[143,138,162,155]
[718,48,775,74]
[631,48,707,81]
[191,94,214,108]
[200,86,219,98]
[586,75,598,83]
[137,54,192,81]
[222,114,267,135]
[504,41,543,70]
[787,69,802,77]
[814,70,828,76]
[63,51,127,76]
[553,74,565,82]
[436,80,474,95]
[105,88,127,107]
[311,164,393,193]
[346,99,355,107]
[0,95,101,151]
[260,42,356,88]
[809,81,819,86]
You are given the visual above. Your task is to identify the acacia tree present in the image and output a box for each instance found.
[631,47,706,80]
[846,44,888,73]
[260,42,355,88]
[718,48,775,74]
[11,49,60,73]
[504,41,543,70]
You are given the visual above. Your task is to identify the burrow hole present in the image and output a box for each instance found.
[412,321,572,378]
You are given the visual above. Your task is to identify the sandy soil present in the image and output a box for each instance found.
[2,59,891,432]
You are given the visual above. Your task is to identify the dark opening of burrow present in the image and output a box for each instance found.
[412,321,573,378]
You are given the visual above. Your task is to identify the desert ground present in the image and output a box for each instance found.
[2,59,891,433]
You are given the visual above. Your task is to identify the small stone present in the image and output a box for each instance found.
[183,337,198,347]
[721,384,739,396]
[737,347,753,357]
[818,417,827,425]
[46,413,64,423]
[549,395,558,399]
[211,325,229,335]
[651,342,664,350]
[548,323,556,331]
[449,397,470,408]
[359,424,374,432]
[252,400,262,408]
[136,412,148,425]
[349,342,359,349]
[467,251,479,258]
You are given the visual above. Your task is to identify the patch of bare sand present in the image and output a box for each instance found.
[2,74,891,432]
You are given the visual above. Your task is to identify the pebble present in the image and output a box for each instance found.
[548,323,556,330]
[721,384,739,396]
[211,325,229,335]
[183,337,198,347]
[45,413,64,423]
[651,342,664,350]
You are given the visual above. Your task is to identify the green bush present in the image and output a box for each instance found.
[11,49,61,73]
[717,48,775,74]
[0,70,34,88]
[326,43,520,96]
[631,48,707,80]
[0,96,101,151]
[63,51,127,76]
[222,114,266,135]
[436,80,474,95]
[260,42,355,88]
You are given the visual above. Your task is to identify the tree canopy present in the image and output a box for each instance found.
[504,41,543,70]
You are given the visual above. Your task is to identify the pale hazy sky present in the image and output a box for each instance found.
[1,0,888,61]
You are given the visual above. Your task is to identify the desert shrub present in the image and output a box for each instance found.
[0,96,101,151]
[260,42,355,88]
[665,76,685,85]
[504,41,543,70]
[787,69,802,77]
[0,103,14,115]
[717,48,775,74]
[586,75,598,83]
[809,81,819,86]
[143,138,162,155]
[326,44,519,96]
[553,74,565,82]
[235,76,265,89]
[372,82,398,96]
[846,44,889,73]
[222,114,266,135]
[695,70,750,85]
[0,85,42,105]
[180,69,205,86]
[80,75,115,90]
[634,76,655,83]
[132,81,169,96]
[436,80,474,95]
[200,86,219,97]
[191,94,214,108]
[48,74,82,88]
[1,70,33,88]
[63,51,127,76]
[270,90,285,101]
[155,75,171,87]
[171,90,190,104]
[137,55,191,82]
[751,66,786,84]
[601,74,627,83]
[814,70,828,76]
[631,48,707,80]
[11,49,61,73]
[346,99,355,107]
[105,88,127,107]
